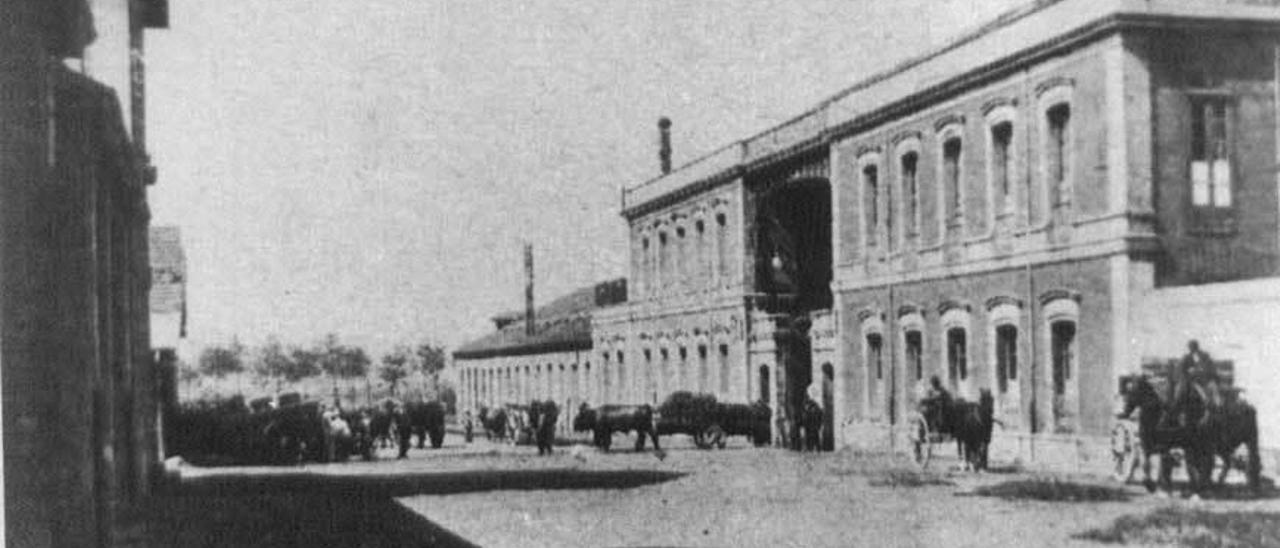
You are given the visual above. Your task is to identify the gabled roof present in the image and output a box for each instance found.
[453,279,625,360]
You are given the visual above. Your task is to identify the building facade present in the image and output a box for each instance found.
[455,280,626,437]
[600,0,1280,468]
[2,1,169,546]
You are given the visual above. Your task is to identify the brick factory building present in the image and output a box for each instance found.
[596,0,1280,471]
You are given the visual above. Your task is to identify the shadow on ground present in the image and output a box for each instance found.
[152,468,685,546]
[178,468,686,497]
[959,477,1136,503]
[1074,507,1280,547]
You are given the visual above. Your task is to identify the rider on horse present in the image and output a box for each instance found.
[919,376,952,430]
[1163,340,1222,429]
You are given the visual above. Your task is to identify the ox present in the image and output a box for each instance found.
[573,403,662,454]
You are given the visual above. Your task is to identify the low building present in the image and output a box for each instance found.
[455,279,626,437]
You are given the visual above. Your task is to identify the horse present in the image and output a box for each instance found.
[479,406,509,442]
[397,401,447,456]
[1203,388,1263,489]
[923,390,995,471]
[1119,376,1217,497]
[573,403,663,454]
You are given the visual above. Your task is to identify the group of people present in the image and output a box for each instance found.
[461,400,561,454]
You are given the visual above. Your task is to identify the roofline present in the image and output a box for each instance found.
[619,0,1280,218]
[453,340,591,361]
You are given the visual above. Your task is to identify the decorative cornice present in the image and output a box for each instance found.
[897,303,923,318]
[1035,76,1076,99]
[937,299,973,316]
[934,113,966,132]
[1039,288,1082,305]
[981,97,1019,117]
[985,294,1025,310]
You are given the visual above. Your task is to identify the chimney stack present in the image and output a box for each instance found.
[524,243,535,336]
[658,117,672,175]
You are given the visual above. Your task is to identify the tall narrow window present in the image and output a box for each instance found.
[675,226,687,282]
[905,330,923,381]
[759,365,770,404]
[697,345,708,391]
[901,152,919,238]
[716,213,729,282]
[947,327,967,384]
[1047,104,1071,206]
[996,324,1018,394]
[1051,321,1075,397]
[657,232,668,292]
[867,333,884,380]
[943,138,963,224]
[1190,96,1232,209]
[718,344,730,394]
[991,122,1014,212]
[695,219,707,284]
[864,164,880,244]
[640,237,650,297]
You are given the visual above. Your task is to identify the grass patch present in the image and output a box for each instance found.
[1076,507,1280,547]
[867,469,956,488]
[969,476,1132,503]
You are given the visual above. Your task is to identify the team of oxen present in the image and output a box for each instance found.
[171,397,448,465]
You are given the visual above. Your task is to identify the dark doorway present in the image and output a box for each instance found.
[783,328,813,451]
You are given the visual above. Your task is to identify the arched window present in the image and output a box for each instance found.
[939,304,973,397]
[1041,292,1081,432]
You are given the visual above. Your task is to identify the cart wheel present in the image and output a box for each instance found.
[703,424,726,450]
[909,414,932,468]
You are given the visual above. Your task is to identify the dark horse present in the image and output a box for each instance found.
[923,389,995,471]
[1120,377,1261,496]
[573,403,663,454]
[478,406,509,442]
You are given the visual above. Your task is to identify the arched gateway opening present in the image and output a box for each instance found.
[751,169,833,450]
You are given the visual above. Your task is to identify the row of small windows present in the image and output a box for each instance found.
[638,211,732,297]
[859,100,1072,249]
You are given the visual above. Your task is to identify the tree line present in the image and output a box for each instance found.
[190,333,448,401]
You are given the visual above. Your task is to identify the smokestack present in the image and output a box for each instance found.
[658,117,672,175]
[524,243,535,336]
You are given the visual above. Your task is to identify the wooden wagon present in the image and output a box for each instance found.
[656,391,771,449]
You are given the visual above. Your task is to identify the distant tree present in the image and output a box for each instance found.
[316,334,370,403]
[438,382,457,414]
[255,337,319,393]
[379,346,411,397]
[199,338,246,395]
[415,343,447,397]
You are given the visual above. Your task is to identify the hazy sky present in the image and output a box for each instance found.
[145,0,1021,356]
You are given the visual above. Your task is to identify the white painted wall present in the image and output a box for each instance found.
[1133,277,1280,450]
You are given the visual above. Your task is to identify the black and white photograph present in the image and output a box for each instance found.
[8,0,1280,546]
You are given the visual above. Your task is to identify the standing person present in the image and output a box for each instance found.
[463,409,474,443]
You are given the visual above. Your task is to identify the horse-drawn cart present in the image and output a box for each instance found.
[904,390,996,470]
[656,392,771,449]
